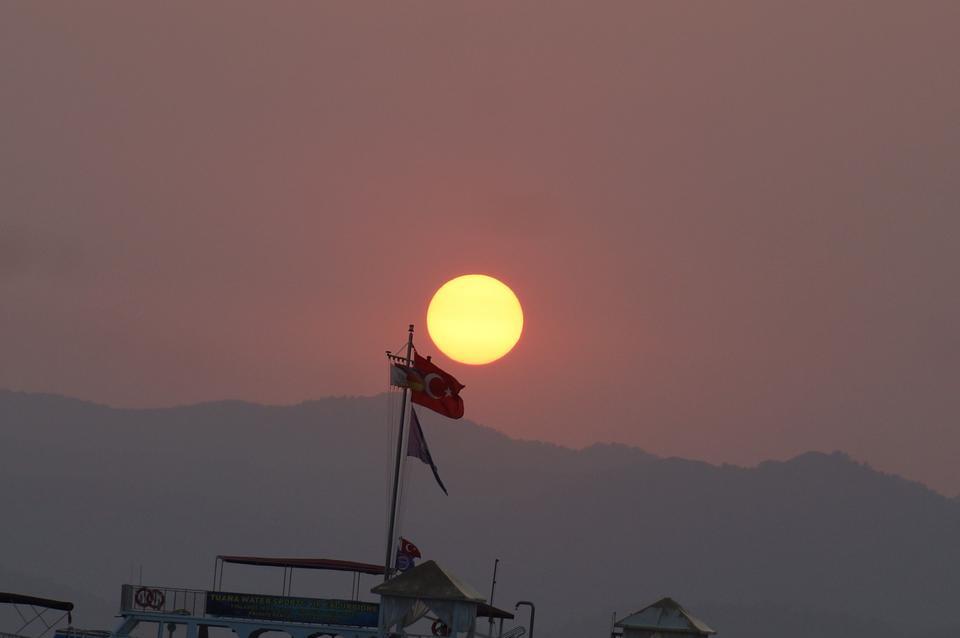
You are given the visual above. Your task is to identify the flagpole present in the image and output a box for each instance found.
[383,324,414,581]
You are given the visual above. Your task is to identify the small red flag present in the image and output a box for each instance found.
[398,537,422,558]
[409,353,465,419]
[395,536,421,572]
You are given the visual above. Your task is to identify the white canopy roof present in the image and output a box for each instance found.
[371,560,485,602]
[616,597,716,635]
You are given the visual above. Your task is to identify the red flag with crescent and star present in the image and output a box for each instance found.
[389,352,465,419]
[410,353,465,419]
[399,537,421,559]
[395,536,421,572]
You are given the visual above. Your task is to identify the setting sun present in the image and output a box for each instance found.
[426,275,523,365]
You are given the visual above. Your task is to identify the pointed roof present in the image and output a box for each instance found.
[370,560,485,603]
[615,598,716,635]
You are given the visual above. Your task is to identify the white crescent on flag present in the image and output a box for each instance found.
[423,373,444,399]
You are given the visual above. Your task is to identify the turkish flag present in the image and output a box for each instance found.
[398,537,422,558]
[410,353,465,419]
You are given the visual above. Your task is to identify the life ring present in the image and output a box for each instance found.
[431,621,451,637]
[135,587,166,610]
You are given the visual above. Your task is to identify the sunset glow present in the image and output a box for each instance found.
[426,275,523,365]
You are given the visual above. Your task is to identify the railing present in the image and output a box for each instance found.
[119,586,380,629]
[400,628,524,638]
[54,631,111,638]
[120,585,207,617]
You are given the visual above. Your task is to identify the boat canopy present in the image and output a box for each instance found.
[217,555,385,576]
[0,593,74,613]
[615,597,715,636]
[476,602,514,620]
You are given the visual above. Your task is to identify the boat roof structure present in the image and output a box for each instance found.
[371,560,484,602]
[217,555,385,576]
[0,594,73,614]
[615,597,716,636]
[0,592,75,638]
[476,603,515,620]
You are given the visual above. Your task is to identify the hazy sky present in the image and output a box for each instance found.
[2,3,958,494]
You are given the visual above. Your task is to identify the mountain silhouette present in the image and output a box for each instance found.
[1,390,957,638]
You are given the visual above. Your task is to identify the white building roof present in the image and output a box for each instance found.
[615,597,716,635]
[370,560,485,602]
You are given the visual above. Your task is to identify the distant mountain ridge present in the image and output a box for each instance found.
[1,390,958,638]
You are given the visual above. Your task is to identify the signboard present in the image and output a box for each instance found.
[205,591,379,628]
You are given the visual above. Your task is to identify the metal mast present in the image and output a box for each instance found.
[383,324,415,580]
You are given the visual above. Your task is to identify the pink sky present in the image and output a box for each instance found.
[1,3,958,494]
